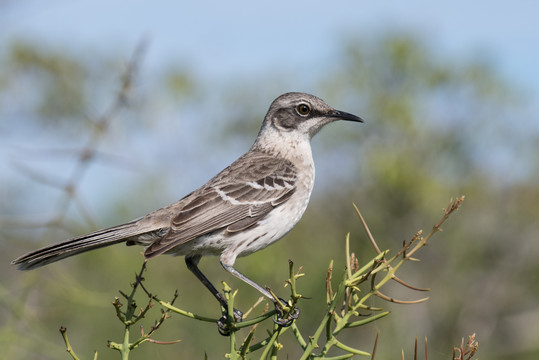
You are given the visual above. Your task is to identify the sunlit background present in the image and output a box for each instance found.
[1,1,538,359]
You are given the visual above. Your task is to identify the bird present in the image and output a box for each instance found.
[12,92,363,334]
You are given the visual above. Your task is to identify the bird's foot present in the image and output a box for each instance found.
[272,297,300,327]
[217,308,243,336]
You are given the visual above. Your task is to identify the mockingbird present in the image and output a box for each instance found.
[12,92,362,333]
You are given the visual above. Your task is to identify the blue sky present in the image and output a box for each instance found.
[1,1,538,94]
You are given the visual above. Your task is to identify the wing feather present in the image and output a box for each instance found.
[144,153,297,258]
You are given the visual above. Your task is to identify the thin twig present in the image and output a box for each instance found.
[59,326,81,360]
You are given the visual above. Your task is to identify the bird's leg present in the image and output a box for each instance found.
[185,256,243,336]
[185,255,230,309]
[220,261,300,327]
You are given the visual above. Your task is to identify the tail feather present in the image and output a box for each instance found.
[12,220,159,270]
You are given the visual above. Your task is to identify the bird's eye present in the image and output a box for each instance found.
[297,104,311,116]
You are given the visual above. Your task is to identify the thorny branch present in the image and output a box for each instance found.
[353,196,465,304]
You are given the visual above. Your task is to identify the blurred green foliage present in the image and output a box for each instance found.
[6,42,87,121]
[1,34,538,359]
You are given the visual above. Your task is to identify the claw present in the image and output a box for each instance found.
[217,315,231,336]
[233,308,244,322]
[272,298,300,327]
[216,307,243,336]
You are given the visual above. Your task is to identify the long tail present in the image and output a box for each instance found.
[12,220,159,270]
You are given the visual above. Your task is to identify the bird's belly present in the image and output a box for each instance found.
[236,203,305,256]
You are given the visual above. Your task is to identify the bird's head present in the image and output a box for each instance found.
[259,92,363,141]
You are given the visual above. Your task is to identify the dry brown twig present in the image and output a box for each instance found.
[453,333,478,360]
[7,39,148,234]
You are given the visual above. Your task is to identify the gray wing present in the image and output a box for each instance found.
[144,153,297,258]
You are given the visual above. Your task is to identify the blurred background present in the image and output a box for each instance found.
[1,1,538,359]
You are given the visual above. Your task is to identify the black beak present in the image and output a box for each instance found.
[330,109,364,123]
